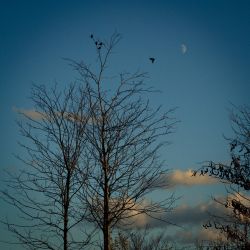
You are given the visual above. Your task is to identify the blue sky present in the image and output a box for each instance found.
[0,0,250,248]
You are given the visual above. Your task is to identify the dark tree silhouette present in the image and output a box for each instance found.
[1,33,176,250]
[112,227,174,250]
[196,105,250,249]
[1,84,93,250]
[69,33,176,250]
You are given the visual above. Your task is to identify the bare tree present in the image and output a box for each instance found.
[69,33,177,250]
[195,239,233,250]
[196,105,250,249]
[112,227,174,250]
[1,83,93,249]
[1,33,176,250]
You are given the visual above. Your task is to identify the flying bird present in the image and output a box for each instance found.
[149,57,155,63]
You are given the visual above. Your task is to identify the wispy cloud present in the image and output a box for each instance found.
[166,169,217,188]
[12,107,45,120]
[12,107,92,123]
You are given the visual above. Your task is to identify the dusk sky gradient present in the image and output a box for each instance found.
[0,0,250,248]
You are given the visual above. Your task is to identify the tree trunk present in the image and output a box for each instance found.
[63,174,70,250]
[64,205,68,250]
[103,224,111,250]
[103,170,111,250]
[64,221,68,250]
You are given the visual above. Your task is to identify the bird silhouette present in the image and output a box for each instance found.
[90,34,94,39]
[149,57,155,63]
[97,42,103,50]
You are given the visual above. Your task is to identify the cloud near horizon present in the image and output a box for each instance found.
[130,198,229,244]
[129,191,250,244]
[169,227,226,245]
[128,196,227,229]
[155,199,226,227]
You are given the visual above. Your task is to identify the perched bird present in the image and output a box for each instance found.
[149,57,155,63]
[90,34,94,39]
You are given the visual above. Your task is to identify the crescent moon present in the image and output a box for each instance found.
[181,44,187,54]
